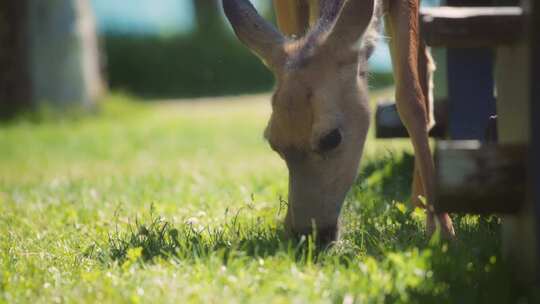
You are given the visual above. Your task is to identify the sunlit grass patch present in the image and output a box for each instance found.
[1,93,538,303]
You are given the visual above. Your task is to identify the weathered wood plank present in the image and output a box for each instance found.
[421,6,525,47]
[434,141,526,214]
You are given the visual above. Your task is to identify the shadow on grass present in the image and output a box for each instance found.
[98,212,290,264]
[91,152,420,266]
[89,151,538,302]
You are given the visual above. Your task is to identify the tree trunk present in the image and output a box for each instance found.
[27,0,104,108]
[0,0,105,119]
[0,0,31,118]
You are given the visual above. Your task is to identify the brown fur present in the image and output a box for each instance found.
[223,0,455,243]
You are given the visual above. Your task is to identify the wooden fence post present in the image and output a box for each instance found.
[496,4,536,281]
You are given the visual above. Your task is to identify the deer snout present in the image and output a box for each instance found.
[283,158,349,247]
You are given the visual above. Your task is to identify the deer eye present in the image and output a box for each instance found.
[318,129,342,152]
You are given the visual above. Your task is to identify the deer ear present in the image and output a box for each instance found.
[223,0,287,69]
[324,0,375,49]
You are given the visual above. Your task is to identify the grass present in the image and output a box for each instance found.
[0,92,537,303]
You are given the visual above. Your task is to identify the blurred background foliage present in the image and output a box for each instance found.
[0,0,449,117]
[102,30,276,98]
[93,0,395,98]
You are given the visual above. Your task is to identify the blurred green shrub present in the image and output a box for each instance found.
[103,33,394,99]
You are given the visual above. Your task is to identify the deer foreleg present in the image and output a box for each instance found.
[385,0,455,238]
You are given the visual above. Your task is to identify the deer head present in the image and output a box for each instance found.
[223,0,377,244]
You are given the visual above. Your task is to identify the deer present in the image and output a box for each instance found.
[222,0,456,245]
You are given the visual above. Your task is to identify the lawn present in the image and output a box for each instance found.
[0,93,534,303]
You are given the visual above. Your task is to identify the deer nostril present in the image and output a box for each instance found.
[318,129,342,152]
